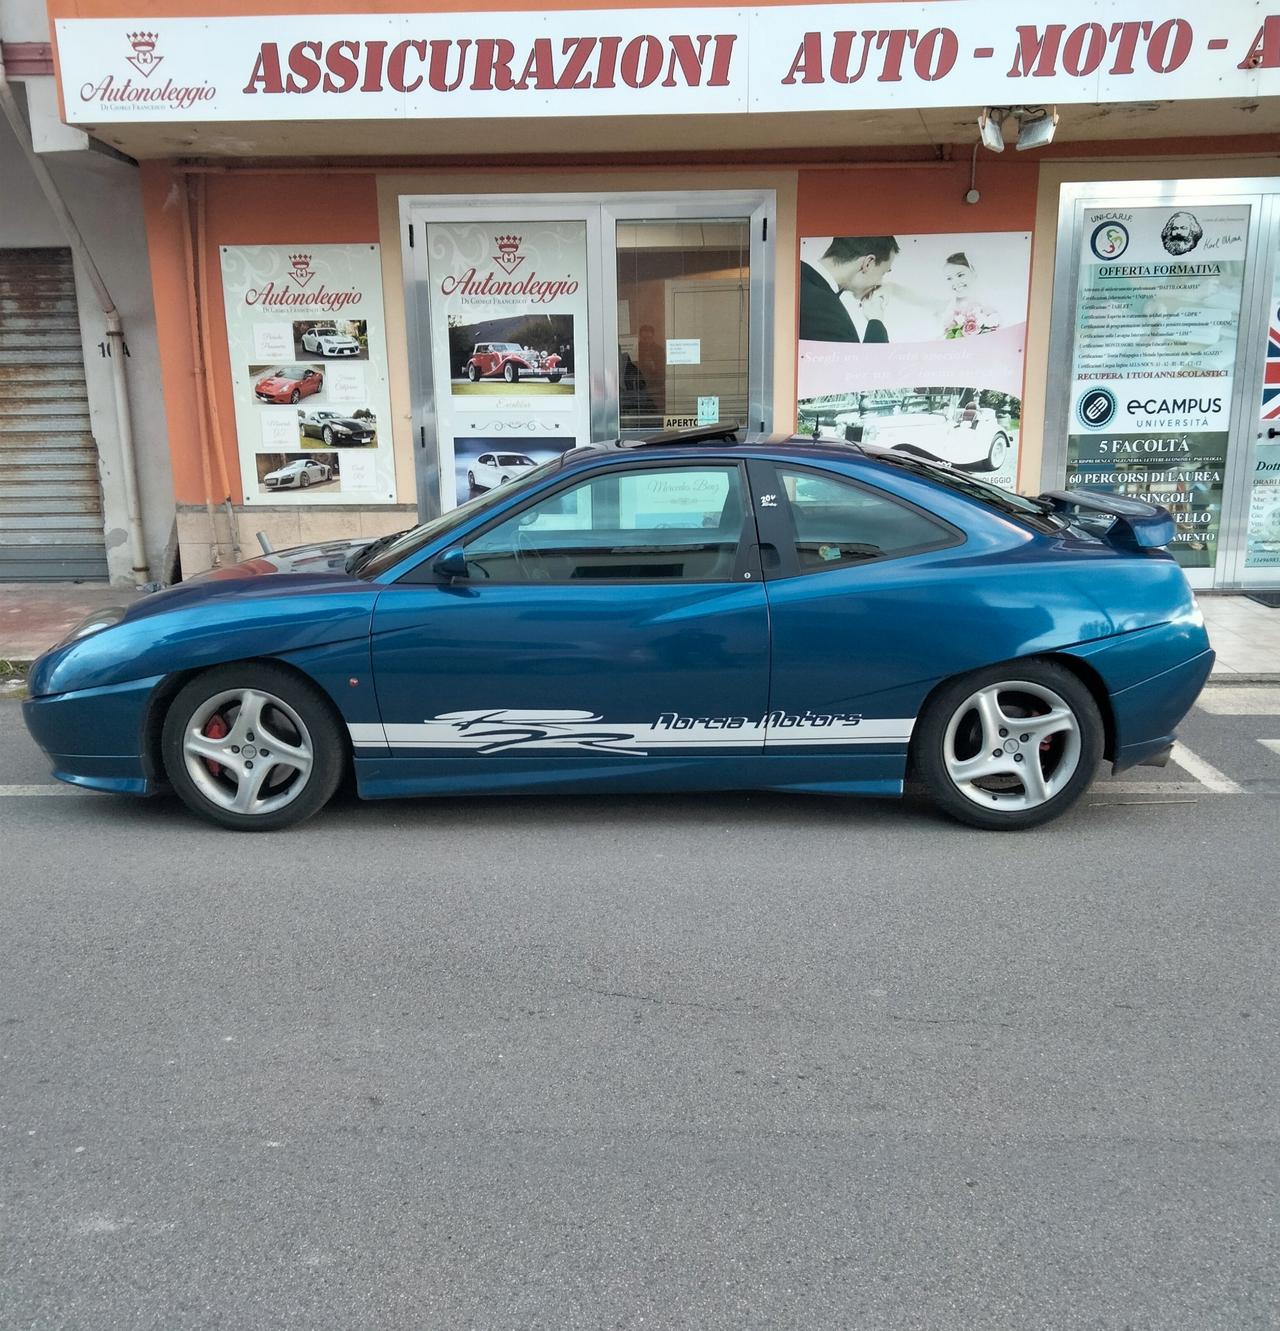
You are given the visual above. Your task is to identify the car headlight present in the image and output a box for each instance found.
[56,607,127,648]
[332,424,352,434]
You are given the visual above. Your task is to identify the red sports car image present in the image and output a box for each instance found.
[254,365,324,404]
[465,342,563,385]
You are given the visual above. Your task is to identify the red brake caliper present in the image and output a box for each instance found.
[203,713,228,776]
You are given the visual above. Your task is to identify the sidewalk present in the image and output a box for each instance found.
[0,582,1277,677]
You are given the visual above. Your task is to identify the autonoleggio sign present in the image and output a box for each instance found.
[55,2,1280,123]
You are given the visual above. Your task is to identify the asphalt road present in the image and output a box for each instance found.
[2,691,1277,1330]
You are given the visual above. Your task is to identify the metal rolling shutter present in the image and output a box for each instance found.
[0,247,107,581]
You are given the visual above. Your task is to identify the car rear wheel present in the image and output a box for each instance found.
[503,362,519,383]
[914,660,1102,830]
[161,664,346,831]
[981,431,1010,472]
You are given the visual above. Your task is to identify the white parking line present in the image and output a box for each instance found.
[0,784,81,797]
[1260,739,1280,758]
[1169,742,1243,794]
[1092,780,1220,797]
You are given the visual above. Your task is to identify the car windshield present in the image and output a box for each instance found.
[349,456,567,578]
[869,449,1066,531]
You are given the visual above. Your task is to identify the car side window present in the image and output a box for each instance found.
[775,467,956,572]
[462,465,746,583]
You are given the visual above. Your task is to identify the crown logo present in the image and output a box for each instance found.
[126,31,162,77]
[287,253,315,287]
[493,235,524,274]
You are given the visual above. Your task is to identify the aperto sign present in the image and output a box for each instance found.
[54,1,1280,123]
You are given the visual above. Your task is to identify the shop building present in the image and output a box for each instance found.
[26,0,1280,590]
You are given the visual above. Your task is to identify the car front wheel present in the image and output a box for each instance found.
[467,364,479,381]
[913,660,1102,830]
[290,389,301,404]
[161,664,346,831]
[503,362,519,383]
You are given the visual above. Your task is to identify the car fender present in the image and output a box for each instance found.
[27,581,379,700]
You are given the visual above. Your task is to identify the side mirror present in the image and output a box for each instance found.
[433,547,469,582]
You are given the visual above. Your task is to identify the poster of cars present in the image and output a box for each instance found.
[1064,204,1251,569]
[796,231,1031,491]
[1246,254,1280,568]
[220,244,395,505]
[424,221,590,508]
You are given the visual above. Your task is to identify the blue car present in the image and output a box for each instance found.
[23,429,1213,832]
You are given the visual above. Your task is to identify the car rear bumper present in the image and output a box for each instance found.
[1110,646,1215,772]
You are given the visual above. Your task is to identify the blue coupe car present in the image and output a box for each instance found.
[23,429,1213,832]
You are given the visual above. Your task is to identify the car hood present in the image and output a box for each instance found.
[256,375,291,391]
[321,335,357,345]
[318,416,367,431]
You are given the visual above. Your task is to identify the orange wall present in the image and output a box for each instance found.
[142,163,379,503]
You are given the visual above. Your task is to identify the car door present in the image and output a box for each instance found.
[746,458,966,788]
[365,458,769,792]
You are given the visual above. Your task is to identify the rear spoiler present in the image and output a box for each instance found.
[1039,488,1177,550]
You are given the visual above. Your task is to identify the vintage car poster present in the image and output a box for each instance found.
[1246,254,1280,568]
[1065,204,1250,569]
[796,231,1031,492]
[220,244,396,505]
[424,221,590,509]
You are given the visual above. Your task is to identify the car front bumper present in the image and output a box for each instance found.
[23,676,160,795]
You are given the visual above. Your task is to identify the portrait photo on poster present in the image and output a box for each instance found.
[797,232,1031,491]
[454,437,575,508]
[450,314,576,396]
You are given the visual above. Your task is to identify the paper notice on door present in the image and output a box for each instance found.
[252,323,294,361]
[697,396,719,425]
[666,338,701,365]
[325,363,367,404]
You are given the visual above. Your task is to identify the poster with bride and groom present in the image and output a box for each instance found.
[796,231,1032,491]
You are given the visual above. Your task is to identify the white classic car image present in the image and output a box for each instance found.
[262,459,333,490]
[300,325,362,357]
[838,401,1013,472]
[467,452,539,491]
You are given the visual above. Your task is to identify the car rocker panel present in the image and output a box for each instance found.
[21,435,1213,831]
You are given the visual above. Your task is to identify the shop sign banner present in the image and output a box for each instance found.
[1246,257,1280,567]
[1065,205,1250,569]
[55,3,1280,124]
[797,232,1032,491]
[220,244,396,506]
[424,221,590,509]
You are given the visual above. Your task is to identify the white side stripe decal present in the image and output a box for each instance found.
[348,709,914,756]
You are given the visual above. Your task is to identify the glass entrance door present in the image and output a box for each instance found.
[402,191,774,519]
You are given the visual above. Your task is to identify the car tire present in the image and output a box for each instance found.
[161,663,347,831]
[503,362,519,383]
[980,432,1010,472]
[290,389,300,404]
[467,470,476,489]
[300,473,311,487]
[913,658,1102,831]
[548,374,562,384]
[322,426,334,445]
[467,364,479,382]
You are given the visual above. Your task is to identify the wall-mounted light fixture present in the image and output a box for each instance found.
[977,106,1059,153]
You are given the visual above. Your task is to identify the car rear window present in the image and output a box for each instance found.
[869,451,1065,533]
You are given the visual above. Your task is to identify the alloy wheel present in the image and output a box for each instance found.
[182,687,315,817]
[942,680,1081,812]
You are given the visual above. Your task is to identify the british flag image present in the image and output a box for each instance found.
[1264,312,1280,421]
